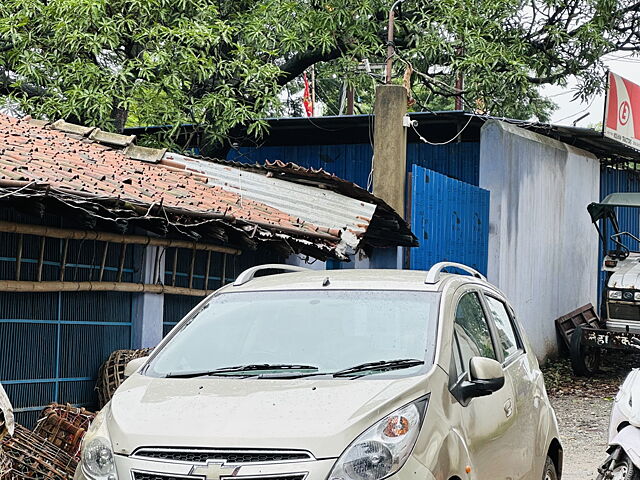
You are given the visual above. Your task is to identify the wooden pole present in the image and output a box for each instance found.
[117,244,127,282]
[221,253,227,286]
[188,247,196,289]
[60,239,69,281]
[0,221,241,255]
[99,242,109,282]
[0,280,214,297]
[347,85,355,115]
[15,234,23,281]
[171,249,178,287]
[37,237,46,282]
[204,250,212,291]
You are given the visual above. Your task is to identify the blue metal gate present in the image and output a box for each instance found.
[410,165,490,274]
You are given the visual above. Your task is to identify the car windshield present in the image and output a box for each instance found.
[146,290,440,378]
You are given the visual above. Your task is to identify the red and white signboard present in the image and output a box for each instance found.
[605,71,640,150]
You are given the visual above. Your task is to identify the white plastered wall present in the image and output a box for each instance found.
[480,120,600,360]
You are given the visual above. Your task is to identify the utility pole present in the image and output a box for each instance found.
[455,73,464,110]
[346,85,355,115]
[375,0,408,216]
[454,47,464,110]
[370,0,408,270]
[385,0,405,84]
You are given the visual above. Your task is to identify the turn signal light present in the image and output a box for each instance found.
[605,260,618,268]
[383,415,410,437]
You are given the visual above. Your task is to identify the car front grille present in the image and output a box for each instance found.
[609,302,640,322]
[133,473,306,480]
[132,449,314,464]
[133,474,193,480]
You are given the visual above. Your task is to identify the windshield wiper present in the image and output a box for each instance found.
[332,359,425,378]
[166,364,319,379]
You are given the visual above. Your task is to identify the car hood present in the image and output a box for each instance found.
[609,255,640,290]
[107,372,429,459]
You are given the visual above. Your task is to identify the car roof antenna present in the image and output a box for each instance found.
[323,277,331,287]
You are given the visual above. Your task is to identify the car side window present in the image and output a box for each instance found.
[453,292,497,375]
[485,295,521,360]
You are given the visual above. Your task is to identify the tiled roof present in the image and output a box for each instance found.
[0,114,415,260]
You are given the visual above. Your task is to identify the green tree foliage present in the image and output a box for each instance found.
[1,0,639,149]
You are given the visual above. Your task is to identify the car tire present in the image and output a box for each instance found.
[543,456,558,480]
[570,326,600,376]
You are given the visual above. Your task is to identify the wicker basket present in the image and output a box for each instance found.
[96,348,152,408]
[0,449,12,480]
[34,404,96,459]
[1,425,77,479]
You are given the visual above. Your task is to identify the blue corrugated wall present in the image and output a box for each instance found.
[597,166,640,299]
[227,142,480,188]
[410,165,489,274]
[0,209,134,427]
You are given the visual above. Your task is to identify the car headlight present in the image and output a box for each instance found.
[80,408,118,480]
[328,397,428,480]
[609,290,622,300]
[634,292,640,301]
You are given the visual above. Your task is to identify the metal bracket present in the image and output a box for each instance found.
[233,264,309,286]
[425,262,486,284]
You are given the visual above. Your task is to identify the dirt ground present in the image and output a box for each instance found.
[550,395,611,480]
[542,352,640,480]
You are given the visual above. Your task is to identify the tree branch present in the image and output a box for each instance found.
[277,47,343,86]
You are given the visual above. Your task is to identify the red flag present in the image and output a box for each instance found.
[302,72,313,117]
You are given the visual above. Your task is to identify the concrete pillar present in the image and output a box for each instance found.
[131,245,165,348]
[373,85,408,217]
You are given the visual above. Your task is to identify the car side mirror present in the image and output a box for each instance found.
[124,356,149,378]
[460,357,505,401]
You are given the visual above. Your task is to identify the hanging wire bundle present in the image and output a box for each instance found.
[34,404,96,459]
[96,348,152,408]
[1,425,77,479]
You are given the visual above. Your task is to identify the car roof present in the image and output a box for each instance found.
[217,268,487,294]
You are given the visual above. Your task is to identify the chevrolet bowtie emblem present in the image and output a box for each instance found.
[189,461,240,480]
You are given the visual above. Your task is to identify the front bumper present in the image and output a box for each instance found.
[74,452,436,480]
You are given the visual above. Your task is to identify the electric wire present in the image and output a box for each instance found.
[411,115,474,145]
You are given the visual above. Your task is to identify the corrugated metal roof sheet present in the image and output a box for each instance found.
[163,152,376,255]
[0,114,416,260]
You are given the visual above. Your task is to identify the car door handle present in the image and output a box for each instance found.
[504,398,513,418]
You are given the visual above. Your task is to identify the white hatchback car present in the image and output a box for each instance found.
[77,263,562,480]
